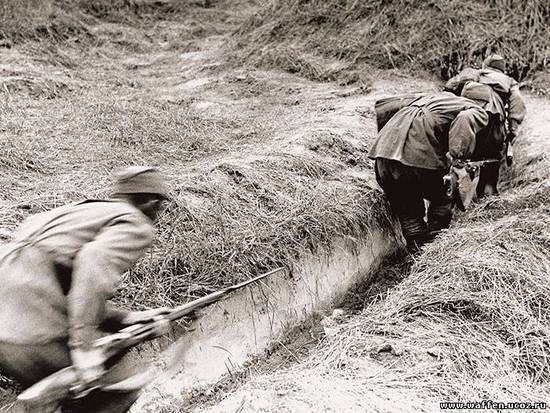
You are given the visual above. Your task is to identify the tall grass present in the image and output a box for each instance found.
[0,0,91,44]
[0,0,220,45]
[233,0,550,81]
[122,157,395,308]
[0,76,391,312]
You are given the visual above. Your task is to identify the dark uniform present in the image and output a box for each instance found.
[369,92,489,251]
[444,54,526,197]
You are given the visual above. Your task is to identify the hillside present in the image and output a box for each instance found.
[231,0,550,83]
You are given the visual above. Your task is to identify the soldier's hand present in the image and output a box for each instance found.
[122,307,171,325]
[446,152,465,168]
[508,119,520,143]
[71,346,106,384]
[451,158,466,168]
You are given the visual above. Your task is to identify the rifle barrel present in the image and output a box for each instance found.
[166,267,284,322]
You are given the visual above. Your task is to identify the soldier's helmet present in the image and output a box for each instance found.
[113,166,170,200]
[482,54,506,72]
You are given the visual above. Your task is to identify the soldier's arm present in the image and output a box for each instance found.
[67,213,155,350]
[448,106,489,160]
[508,83,526,142]
[100,303,132,332]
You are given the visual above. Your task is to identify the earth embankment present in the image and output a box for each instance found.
[195,95,550,412]
[0,1,429,410]
[1,1,549,412]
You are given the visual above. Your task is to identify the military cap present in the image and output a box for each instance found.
[113,166,170,199]
[482,54,506,72]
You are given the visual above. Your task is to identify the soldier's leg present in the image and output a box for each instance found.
[0,340,141,413]
[0,340,71,388]
[0,339,71,413]
[476,162,500,198]
[375,159,428,252]
[424,169,453,233]
[63,390,140,413]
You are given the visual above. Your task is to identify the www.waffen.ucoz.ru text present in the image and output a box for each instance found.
[440,400,547,410]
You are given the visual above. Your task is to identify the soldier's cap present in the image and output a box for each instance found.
[113,166,170,200]
[482,54,506,72]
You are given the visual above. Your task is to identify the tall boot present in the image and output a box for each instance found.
[400,217,428,253]
[476,162,500,199]
[427,202,452,233]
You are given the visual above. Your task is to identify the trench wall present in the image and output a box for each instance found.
[132,219,402,411]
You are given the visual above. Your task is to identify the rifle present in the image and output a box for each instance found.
[17,267,284,409]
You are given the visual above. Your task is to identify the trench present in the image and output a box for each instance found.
[130,92,550,412]
[200,94,550,413]
[1,3,547,412]
[131,212,404,411]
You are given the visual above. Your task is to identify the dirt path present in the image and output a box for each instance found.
[513,95,550,182]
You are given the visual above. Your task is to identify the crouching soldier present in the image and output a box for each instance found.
[444,54,526,197]
[0,166,170,412]
[369,92,489,252]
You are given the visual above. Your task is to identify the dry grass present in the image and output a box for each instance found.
[0,0,390,308]
[280,183,549,410]
[0,0,394,403]
[232,0,550,81]
[199,99,550,411]
[200,189,550,410]
[125,160,392,308]
[1,86,390,310]
[4,1,549,411]
[0,0,249,53]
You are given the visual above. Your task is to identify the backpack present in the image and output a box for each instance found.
[460,81,506,121]
[374,94,426,132]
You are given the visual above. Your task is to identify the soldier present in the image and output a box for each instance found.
[444,54,527,197]
[0,166,170,412]
[369,92,489,252]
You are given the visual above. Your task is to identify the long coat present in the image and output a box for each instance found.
[369,92,489,170]
[0,200,154,347]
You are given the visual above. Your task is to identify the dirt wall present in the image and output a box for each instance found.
[132,224,402,411]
